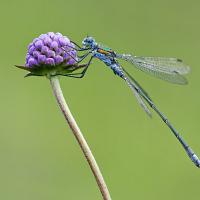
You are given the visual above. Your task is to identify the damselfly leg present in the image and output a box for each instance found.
[65,41,91,51]
[62,56,94,78]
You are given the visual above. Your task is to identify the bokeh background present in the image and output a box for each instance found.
[0,0,200,199]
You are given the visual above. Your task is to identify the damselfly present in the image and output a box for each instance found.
[63,36,200,168]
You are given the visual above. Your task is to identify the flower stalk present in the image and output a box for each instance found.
[16,32,112,199]
[50,75,112,200]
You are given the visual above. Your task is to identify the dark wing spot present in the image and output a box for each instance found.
[177,58,183,62]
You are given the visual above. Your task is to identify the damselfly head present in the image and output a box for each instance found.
[82,36,96,48]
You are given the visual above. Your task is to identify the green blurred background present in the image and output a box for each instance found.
[0,0,200,199]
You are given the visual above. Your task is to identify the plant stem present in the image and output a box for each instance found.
[50,76,112,200]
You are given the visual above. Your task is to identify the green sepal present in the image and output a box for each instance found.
[15,62,87,77]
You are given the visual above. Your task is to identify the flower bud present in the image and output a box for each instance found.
[26,32,77,68]
[16,32,84,77]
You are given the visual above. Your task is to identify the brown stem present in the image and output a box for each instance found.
[50,76,112,200]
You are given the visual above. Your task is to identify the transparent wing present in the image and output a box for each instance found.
[132,85,152,117]
[124,75,152,117]
[118,65,152,117]
[116,54,190,84]
[122,67,152,101]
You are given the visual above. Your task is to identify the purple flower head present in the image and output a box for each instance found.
[25,32,78,68]
[15,32,86,77]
